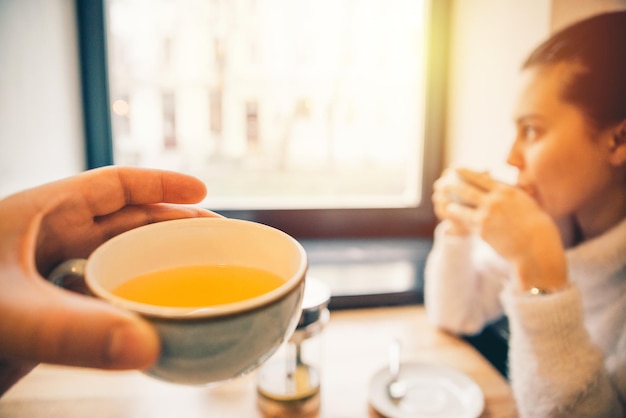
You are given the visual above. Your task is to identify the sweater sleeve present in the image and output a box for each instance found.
[501,285,624,417]
[424,221,507,335]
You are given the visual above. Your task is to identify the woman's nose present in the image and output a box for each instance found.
[506,139,524,169]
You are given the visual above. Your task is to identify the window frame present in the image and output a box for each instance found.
[75,0,450,240]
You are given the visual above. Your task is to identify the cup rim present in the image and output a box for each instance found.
[84,218,308,319]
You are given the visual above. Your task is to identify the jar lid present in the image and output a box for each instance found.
[297,278,331,329]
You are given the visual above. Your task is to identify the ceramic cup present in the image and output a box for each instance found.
[49,218,307,385]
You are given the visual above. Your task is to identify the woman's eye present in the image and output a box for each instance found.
[521,125,539,141]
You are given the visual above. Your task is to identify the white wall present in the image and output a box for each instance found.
[551,0,626,31]
[444,0,551,182]
[0,0,85,197]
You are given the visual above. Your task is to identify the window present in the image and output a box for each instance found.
[76,0,449,307]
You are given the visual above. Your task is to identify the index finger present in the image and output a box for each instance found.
[455,168,498,192]
[79,167,208,216]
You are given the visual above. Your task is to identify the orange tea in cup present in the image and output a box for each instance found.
[112,265,285,307]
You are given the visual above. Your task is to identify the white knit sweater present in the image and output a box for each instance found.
[424,218,626,417]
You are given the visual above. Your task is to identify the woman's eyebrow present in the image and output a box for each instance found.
[514,114,544,125]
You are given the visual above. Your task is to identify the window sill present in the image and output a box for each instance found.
[301,237,433,310]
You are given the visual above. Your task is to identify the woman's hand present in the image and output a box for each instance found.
[0,166,220,395]
[432,168,473,235]
[437,168,568,293]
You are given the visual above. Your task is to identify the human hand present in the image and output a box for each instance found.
[431,168,474,235]
[0,166,220,394]
[443,168,568,292]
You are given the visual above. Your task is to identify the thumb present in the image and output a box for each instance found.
[455,168,498,191]
[1,281,160,370]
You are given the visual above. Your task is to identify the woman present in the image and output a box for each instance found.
[425,11,626,417]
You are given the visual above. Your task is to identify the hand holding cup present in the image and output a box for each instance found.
[433,167,568,292]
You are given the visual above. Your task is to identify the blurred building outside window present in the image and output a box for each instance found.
[106,0,430,211]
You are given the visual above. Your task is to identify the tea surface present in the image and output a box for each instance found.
[112,265,284,307]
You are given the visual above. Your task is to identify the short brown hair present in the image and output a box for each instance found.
[523,11,626,131]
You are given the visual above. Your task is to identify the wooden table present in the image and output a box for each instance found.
[0,306,517,417]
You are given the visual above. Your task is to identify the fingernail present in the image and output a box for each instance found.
[107,322,159,369]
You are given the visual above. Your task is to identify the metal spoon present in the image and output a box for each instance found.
[386,339,407,402]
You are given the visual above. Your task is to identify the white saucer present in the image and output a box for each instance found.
[368,362,484,418]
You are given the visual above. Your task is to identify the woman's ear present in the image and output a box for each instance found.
[608,119,626,166]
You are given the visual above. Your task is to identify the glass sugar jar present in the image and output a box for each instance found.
[257,278,331,418]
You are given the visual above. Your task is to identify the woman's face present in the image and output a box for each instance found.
[508,62,618,228]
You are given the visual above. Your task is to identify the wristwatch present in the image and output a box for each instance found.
[528,287,550,296]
